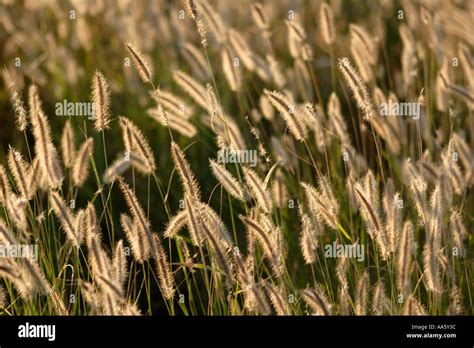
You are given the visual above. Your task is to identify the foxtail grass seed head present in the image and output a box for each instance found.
[372,281,388,315]
[250,2,269,31]
[28,84,42,122]
[264,89,308,141]
[240,215,283,276]
[103,154,131,183]
[11,89,28,132]
[449,210,467,255]
[4,193,28,235]
[118,178,154,255]
[286,19,313,61]
[184,194,204,246]
[349,24,377,66]
[84,202,101,240]
[0,165,12,206]
[228,29,256,72]
[173,70,208,110]
[263,281,290,315]
[328,92,349,146]
[447,285,464,315]
[423,219,442,294]
[320,2,335,45]
[299,208,319,265]
[266,55,286,88]
[272,174,289,208]
[209,159,247,202]
[221,46,242,92]
[355,176,389,259]
[171,141,201,199]
[126,42,153,84]
[91,70,111,131]
[120,213,149,262]
[403,295,427,315]
[148,106,197,138]
[0,286,5,308]
[338,57,375,120]
[163,210,188,239]
[119,116,156,174]
[301,285,332,315]
[194,0,226,45]
[61,120,76,168]
[72,138,94,187]
[152,234,175,300]
[180,42,210,80]
[355,271,369,315]
[3,259,50,299]
[350,43,372,83]
[301,181,338,231]
[243,167,273,213]
[0,217,16,246]
[50,191,82,247]
[7,146,35,200]
[112,240,128,285]
[198,201,233,247]
[31,108,64,189]
[150,88,194,119]
[383,191,402,253]
[397,220,414,294]
[200,220,233,286]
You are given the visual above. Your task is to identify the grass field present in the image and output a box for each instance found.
[0,0,472,315]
